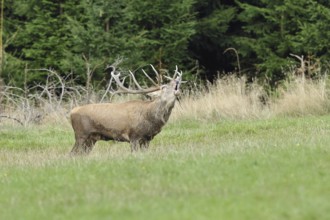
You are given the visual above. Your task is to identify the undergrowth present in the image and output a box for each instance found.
[1,73,329,127]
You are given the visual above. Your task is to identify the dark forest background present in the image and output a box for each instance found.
[1,0,330,89]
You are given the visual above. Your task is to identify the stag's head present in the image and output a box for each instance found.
[107,65,183,104]
[158,68,183,105]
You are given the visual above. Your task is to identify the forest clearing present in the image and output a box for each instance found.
[1,74,330,220]
[1,1,330,219]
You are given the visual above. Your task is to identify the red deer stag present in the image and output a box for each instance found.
[70,66,183,155]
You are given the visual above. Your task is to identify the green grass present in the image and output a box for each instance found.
[1,115,330,220]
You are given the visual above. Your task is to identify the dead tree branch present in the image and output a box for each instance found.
[224,48,241,75]
[0,115,24,126]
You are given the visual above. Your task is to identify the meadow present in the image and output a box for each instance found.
[1,74,330,220]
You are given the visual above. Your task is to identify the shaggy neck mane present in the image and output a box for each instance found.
[147,96,176,124]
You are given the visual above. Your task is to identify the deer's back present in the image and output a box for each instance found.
[70,101,155,138]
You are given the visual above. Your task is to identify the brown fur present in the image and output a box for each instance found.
[70,80,179,155]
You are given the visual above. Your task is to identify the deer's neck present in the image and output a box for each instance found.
[149,97,176,124]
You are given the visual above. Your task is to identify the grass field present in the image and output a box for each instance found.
[1,114,330,220]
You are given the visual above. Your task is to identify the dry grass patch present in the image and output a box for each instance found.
[1,71,330,126]
[273,76,329,116]
[171,75,330,121]
[172,76,269,121]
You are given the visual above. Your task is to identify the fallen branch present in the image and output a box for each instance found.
[0,115,24,126]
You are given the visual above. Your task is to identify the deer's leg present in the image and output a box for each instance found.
[70,132,97,155]
[144,141,150,149]
[70,136,87,155]
[83,138,96,154]
[130,140,139,152]
[139,139,150,151]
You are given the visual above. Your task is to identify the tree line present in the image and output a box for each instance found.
[2,0,330,89]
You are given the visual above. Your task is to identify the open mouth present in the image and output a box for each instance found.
[175,80,179,91]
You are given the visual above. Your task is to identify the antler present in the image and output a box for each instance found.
[110,66,161,95]
[163,65,183,81]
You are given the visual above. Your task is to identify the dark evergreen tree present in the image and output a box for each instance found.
[188,0,237,80]
[4,0,198,87]
[3,0,330,89]
[120,0,197,70]
[234,0,330,83]
[4,0,70,86]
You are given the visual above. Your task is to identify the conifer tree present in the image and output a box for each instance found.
[3,0,330,88]
[234,0,330,82]
[189,0,237,80]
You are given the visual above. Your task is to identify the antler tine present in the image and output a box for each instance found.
[111,69,161,95]
[142,69,159,87]
[150,64,162,85]
[161,66,182,81]
[111,71,127,91]
[174,65,183,80]
[178,70,183,80]
[128,70,143,90]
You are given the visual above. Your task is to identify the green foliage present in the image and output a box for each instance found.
[234,0,330,82]
[3,0,330,88]
[4,0,73,86]
[108,0,197,69]
[4,0,198,87]
[189,1,237,79]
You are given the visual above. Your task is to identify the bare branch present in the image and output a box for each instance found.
[100,76,114,103]
[224,48,241,75]
[0,115,24,126]
[290,53,305,77]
